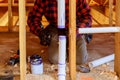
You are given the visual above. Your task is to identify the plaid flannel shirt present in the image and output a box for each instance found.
[27,0,92,36]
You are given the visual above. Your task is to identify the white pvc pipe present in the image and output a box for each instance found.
[58,0,65,28]
[58,36,66,80]
[78,27,120,34]
[88,54,114,69]
[58,0,66,80]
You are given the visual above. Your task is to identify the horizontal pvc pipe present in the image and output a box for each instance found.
[88,54,114,68]
[78,27,120,34]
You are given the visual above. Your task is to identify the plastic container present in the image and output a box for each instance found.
[30,54,43,74]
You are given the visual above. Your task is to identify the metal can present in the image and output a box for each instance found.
[30,54,43,74]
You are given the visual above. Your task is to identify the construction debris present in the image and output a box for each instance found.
[26,74,55,80]
[7,50,19,65]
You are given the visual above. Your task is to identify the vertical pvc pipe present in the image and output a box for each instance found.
[18,0,26,80]
[57,0,66,80]
[58,36,66,80]
[58,0,65,28]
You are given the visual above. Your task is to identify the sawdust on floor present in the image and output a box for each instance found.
[0,32,119,80]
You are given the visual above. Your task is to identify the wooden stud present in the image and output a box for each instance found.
[88,0,100,6]
[0,11,8,26]
[103,0,109,6]
[8,0,13,31]
[0,3,8,7]
[105,6,116,21]
[12,0,15,5]
[18,0,26,80]
[91,8,110,25]
[115,0,120,78]
[109,0,113,26]
[69,0,76,80]
[0,26,8,32]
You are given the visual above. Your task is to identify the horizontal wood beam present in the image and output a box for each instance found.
[0,26,8,32]
[0,3,34,7]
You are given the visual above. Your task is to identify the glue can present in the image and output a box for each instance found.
[30,54,43,74]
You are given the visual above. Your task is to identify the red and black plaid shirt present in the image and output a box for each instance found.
[27,0,92,36]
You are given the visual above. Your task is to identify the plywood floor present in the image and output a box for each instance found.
[0,32,117,80]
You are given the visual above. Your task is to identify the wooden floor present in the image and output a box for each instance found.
[0,32,115,80]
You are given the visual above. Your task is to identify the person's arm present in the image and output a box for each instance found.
[27,0,45,36]
[77,0,92,28]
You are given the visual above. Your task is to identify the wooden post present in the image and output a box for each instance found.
[69,0,76,80]
[109,0,113,26]
[115,0,120,78]
[12,0,15,5]
[18,0,26,80]
[8,0,13,32]
[0,11,8,26]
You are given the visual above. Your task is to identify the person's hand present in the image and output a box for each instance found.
[57,28,68,36]
[84,34,93,44]
[39,28,51,46]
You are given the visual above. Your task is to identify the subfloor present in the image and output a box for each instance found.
[0,32,119,80]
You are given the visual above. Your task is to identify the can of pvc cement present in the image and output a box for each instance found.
[30,54,43,74]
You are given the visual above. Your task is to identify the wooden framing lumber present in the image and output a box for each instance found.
[0,11,8,26]
[105,6,115,21]
[18,0,26,80]
[0,26,8,32]
[91,8,109,25]
[88,0,100,6]
[13,3,34,7]
[115,0,120,78]
[0,3,34,7]
[12,0,14,5]
[13,16,19,26]
[8,0,13,31]
[91,8,115,26]
[69,0,76,80]
[0,0,3,2]
[103,0,109,6]
[0,3,8,7]
[109,0,113,26]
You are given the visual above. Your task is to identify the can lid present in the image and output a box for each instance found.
[30,54,42,65]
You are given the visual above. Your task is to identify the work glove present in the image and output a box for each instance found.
[57,28,68,36]
[39,27,51,46]
[84,34,93,44]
